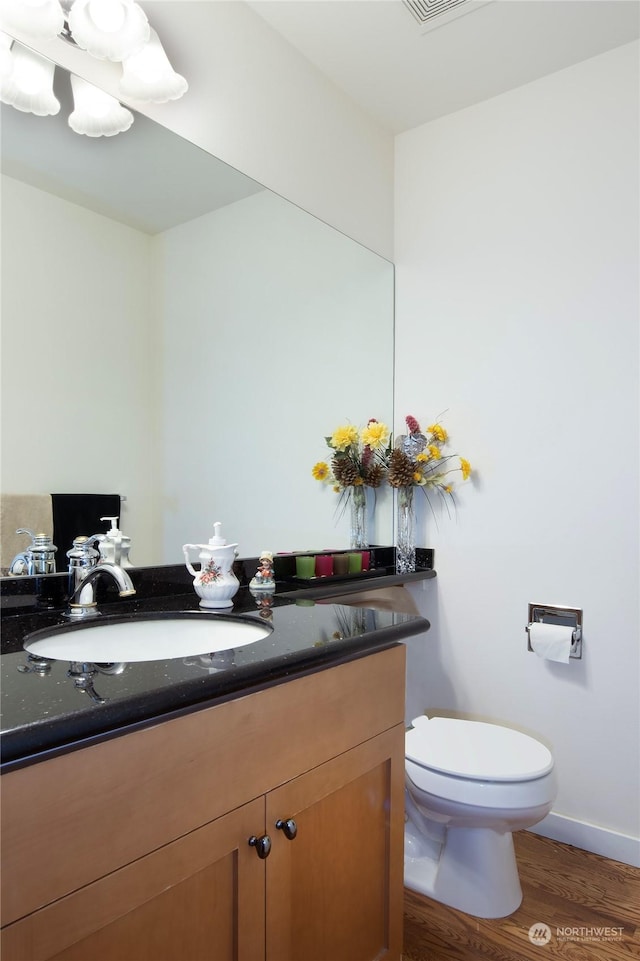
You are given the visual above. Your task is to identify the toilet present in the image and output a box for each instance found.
[404,714,556,919]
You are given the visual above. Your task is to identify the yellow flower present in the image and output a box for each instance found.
[428,424,448,443]
[443,484,453,494]
[428,445,442,460]
[412,471,423,483]
[415,452,429,463]
[360,421,390,450]
[312,461,330,481]
[460,457,472,480]
[330,424,359,451]
[353,476,364,486]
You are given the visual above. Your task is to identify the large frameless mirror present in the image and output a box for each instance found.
[1,50,394,570]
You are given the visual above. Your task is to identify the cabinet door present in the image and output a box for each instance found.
[2,798,266,961]
[266,724,405,961]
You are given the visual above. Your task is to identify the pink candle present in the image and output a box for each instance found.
[360,551,370,571]
[315,554,334,577]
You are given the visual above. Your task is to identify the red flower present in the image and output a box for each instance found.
[406,415,421,434]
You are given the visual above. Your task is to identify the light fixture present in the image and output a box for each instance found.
[67,0,149,62]
[0,38,59,115]
[119,27,186,103]
[0,0,64,42]
[0,0,187,136]
[68,71,132,135]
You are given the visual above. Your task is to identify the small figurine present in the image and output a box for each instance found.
[250,550,275,591]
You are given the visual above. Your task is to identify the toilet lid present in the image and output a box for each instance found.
[406,716,554,782]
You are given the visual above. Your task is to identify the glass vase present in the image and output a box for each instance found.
[396,485,416,573]
[349,485,368,549]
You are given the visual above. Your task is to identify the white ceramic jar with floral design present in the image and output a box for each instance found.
[183,522,239,609]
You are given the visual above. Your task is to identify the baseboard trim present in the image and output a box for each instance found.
[528,812,640,867]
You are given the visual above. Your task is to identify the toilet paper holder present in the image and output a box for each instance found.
[526,603,583,659]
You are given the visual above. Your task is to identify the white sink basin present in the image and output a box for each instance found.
[24,613,272,663]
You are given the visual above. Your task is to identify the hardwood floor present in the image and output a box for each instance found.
[402,831,640,960]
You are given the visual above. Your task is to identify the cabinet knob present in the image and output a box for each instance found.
[275,818,297,841]
[248,834,272,859]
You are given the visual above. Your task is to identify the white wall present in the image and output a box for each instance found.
[0,177,161,563]
[9,0,395,260]
[159,189,394,560]
[395,42,640,863]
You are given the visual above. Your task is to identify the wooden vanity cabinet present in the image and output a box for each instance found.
[266,726,403,961]
[2,798,267,961]
[1,644,406,961]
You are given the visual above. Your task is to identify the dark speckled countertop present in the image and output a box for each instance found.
[1,553,433,772]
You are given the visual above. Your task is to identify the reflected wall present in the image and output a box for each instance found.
[160,190,393,559]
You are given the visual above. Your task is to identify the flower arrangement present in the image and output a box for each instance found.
[312,418,392,549]
[311,414,471,555]
[387,413,472,572]
[387,414,472,502]
[312,418,392,493]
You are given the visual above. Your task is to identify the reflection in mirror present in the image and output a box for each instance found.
[1,52,394,569]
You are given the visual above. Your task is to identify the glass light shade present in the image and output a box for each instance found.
[68,73,133,136]
[0,32,14,79]
[68,0,149,61]
[0,41,59,115]
[119,28,187,103]
[0,0,64,41]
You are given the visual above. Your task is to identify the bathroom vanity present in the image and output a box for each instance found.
[0,561,433,961]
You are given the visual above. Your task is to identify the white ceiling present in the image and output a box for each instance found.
[246,0,640,133]
[3,1,637,232]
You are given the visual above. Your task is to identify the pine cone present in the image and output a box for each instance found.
[332,455,360,487]
[364,463,385,489]
[387,449,415,488]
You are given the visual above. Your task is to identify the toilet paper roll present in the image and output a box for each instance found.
[529,622,573,663]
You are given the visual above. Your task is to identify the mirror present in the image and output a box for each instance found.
[1,55,394,569]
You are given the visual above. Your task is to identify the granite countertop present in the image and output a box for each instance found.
[1,555,433,772]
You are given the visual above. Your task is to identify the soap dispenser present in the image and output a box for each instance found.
[98,516,132,568]
[183,522,239,609]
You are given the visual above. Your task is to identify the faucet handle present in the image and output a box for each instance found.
[70,533,102,549]
[67,535,102,571]
[15,528,36,540]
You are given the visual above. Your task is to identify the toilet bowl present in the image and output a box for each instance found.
[404,715,556,918]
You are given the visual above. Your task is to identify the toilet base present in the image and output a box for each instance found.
[404,823,523,919]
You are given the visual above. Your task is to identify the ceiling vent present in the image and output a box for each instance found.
[402,0,493,33]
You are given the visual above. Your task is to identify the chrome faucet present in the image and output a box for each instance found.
[66,534,102,597]
[65,562,136,619]
[9,530,58,576]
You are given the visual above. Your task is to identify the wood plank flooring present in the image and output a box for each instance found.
[402,831,640,960]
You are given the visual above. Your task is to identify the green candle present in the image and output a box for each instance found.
[295,555,316,578]
[347,552,362,573]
